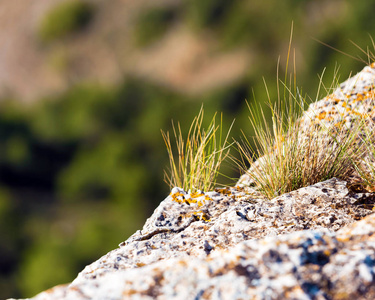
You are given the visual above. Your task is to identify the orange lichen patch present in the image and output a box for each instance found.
[336,236,350,243]
[170,192,187,204]
[123,289,139,296]
[190,211,211,222]
[317,111,327,120]
[200,213,211,222]
[234,186,246,192]
[136,262,146,267]
[169,189,213,221]
[170,189,212,206]
[367,89,375,99]
[215,187,232,197]
[204,195,212,201]
[356,93,364,101]
[190,191,205,198]
[334,120,345,128]
[328,108,337,114]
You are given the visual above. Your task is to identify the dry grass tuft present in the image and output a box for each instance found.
[236,98,363,199]
[161,107,233,193]
[235,46,365,199]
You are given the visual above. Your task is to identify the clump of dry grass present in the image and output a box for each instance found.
[161,107,233,193]
[236,98,363,199]
[235,47,365,199]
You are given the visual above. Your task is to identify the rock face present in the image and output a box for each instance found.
[14,64,375,300]
[17,178,375,300]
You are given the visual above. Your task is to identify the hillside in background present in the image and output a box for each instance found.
[1,0,375,298]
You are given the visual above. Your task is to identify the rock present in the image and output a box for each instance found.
[301,63,375,130]
[12,64,375,300]
[16,178,375,300]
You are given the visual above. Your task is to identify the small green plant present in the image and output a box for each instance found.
[161,107,233,193]
[38,0,94,43]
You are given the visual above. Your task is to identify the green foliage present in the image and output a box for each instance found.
[0,78,240,298]
[38,1,94,42]
[18,202,142,296]
[30,84,114,141]
[135,7,177,47]
[184,0,234,29]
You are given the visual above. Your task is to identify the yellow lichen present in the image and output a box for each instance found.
[317,111,327,120]
[215,187,232,197]
[169,189,213,221]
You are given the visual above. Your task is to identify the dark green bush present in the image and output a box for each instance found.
[135,7,177,47]
[38,1,94,42]
[184,0,234,29]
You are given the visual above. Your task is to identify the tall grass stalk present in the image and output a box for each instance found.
[161,107,233,193]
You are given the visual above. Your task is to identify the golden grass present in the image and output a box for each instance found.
[162,32,375,198]
[235,46,366,198]
[236,98,364,199]
[352,115,375,193]
[161,107,233,193]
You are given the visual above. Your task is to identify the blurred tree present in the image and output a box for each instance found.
[135,6,178,47]
[38,0,94,43]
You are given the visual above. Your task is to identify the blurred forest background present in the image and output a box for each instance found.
[1,0,375,298]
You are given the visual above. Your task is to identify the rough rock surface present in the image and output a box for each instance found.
[13,64,375,300]
[73,178,373,282]
[301,62,375,130]
[30,213,375,299]
[16,178,375,300]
